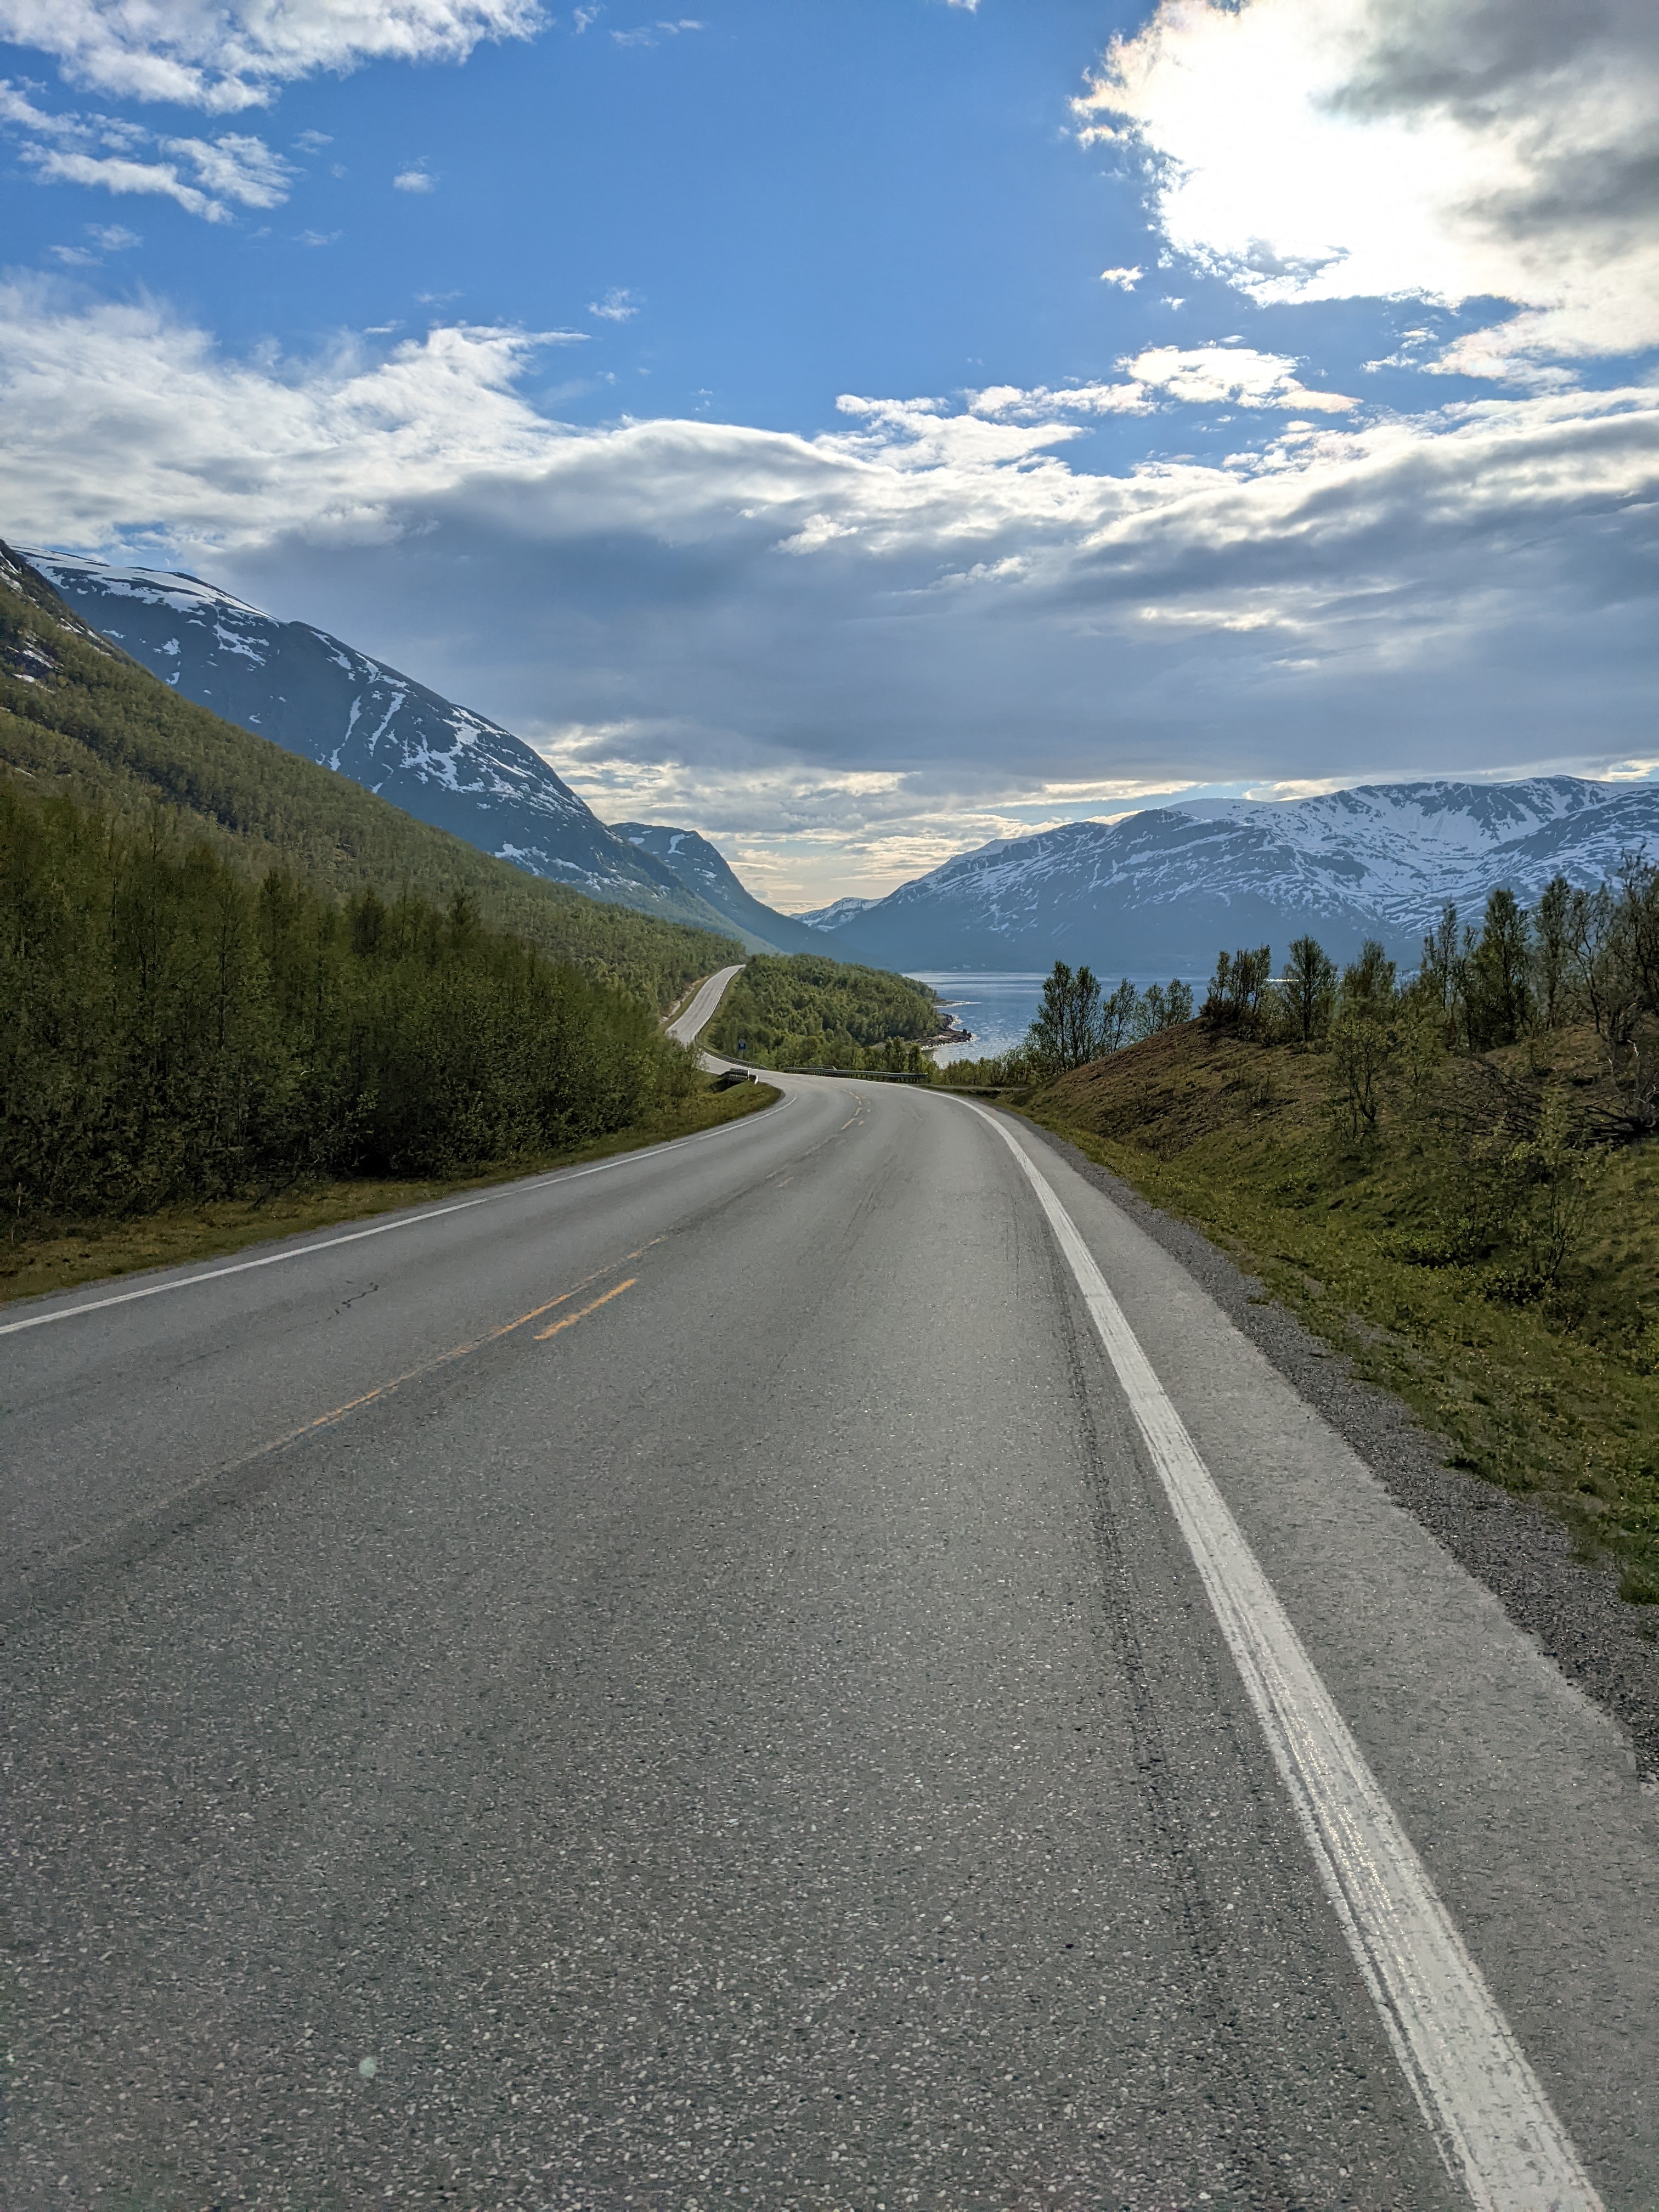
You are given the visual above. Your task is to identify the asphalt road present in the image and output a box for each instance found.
[3,1074,1656,2209]
[665,964,744,1049]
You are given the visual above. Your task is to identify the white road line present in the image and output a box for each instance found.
[0,1096,790,1340]
[962,1099,1604,2212]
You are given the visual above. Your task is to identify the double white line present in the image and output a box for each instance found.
[964,1100,1603,2212]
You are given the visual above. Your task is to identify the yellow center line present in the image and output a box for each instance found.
[534,1277,636,1340]
[37,1241,668,1579]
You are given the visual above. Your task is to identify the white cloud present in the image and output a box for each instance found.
[393,164,437,191]
[22,148,228,221]
[1,83,294,218]
[162,132,295,208]
[0,1,544,112]
[86,220,139,247]
[611,18,700,46]
[970,347,1355,420]
[588,286,639,321]
[293,129,332,154]
[1077,0,1659,376]
[2,289,1652,879]
[1099,265,1142,289]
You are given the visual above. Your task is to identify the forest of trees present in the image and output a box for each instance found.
[1,781,699,1227]
[702,953,940,1070]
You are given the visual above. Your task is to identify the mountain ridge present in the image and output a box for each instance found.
[808,777,1659,971]
[609,822,832,956]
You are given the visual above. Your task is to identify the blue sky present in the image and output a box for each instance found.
[2,0,1656,906]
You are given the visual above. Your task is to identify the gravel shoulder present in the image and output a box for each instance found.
[1023,1116,1659,1788]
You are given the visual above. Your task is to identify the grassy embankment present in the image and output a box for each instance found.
[1022,1019,1659,1603]
[702,952,940,1071]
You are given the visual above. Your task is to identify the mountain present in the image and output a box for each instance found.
[0,541,741,1008]
[798,895,879,931]
[811,779,1659,973]
[24,548,738,939]
[610,823,832,956]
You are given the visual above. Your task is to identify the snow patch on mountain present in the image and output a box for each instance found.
[814,778,1659,972]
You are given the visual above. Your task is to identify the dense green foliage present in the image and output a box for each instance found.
[703,953,938,1068]
[1,780,699,1225]
[0,547,741,1012]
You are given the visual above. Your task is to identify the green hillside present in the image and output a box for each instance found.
[0,543,741,1010]
[703,952,939,1067]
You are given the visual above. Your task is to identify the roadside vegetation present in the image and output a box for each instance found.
[936,962,1197,1087]
[0,543,741,1011]
[1017,871,1659,1605]
[703,952,940,1070]
[0,1073,777,1310]
[0,779,729,1229]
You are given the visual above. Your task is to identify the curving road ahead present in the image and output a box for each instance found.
[666,963,745,1051]
[2,1074,1655,2209]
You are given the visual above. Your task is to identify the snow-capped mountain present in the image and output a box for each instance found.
[25,550,733,934]
[610,823,831,956]
[813,780,1659,973]
[798,896,879,931]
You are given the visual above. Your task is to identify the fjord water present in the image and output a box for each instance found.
[915,970,1207,1064]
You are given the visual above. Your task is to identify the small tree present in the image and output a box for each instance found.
[1466,887,1531,1048]
[1495,1086,1605,1299]
[1341,939,1396,1013]
[1531,875,1572,1031]
[1283,934,1335,1048]
[1203,945,1273,1033]
[1027,960,1106,1073]
[1101,977,1140,1053]
[1328,941,1396,1144]
[1132,983,1166,1041]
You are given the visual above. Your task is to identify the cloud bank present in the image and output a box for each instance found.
[2,284,1652,897]
[1079,0,1659,377]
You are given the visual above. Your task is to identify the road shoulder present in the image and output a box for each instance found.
[1017,1111,1659,1785]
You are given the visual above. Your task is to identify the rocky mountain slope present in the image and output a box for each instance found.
[808,780,1659,972]
[25,549,737,937]
[610,824,830,955]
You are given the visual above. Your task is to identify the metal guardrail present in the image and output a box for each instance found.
[772,1065,928,1083]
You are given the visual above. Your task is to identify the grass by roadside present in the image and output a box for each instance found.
[1022,1023,1659,1610]
[1,1075,780,1310]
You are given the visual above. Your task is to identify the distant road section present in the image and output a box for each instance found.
[667,961,744,1051]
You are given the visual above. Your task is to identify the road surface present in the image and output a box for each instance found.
[667,963,744,1050]
[2,1073,1655,2209]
